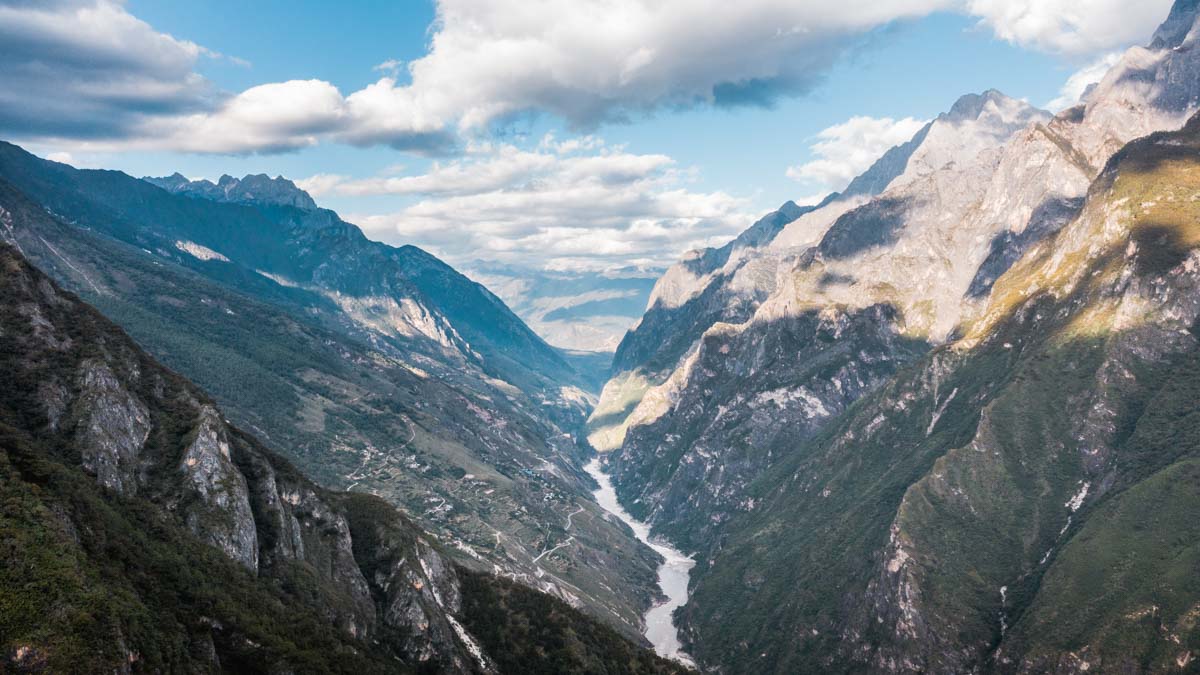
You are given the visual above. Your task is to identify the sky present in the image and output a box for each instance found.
[0,0,1177,272]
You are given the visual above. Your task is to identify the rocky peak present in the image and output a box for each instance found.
[143,172,318,209]
[1151,0,1200,49]
[877,90,1048,193]
[945,89,1009,121]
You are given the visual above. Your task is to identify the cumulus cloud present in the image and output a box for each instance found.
[145,80,348,154]
[316,136,753,270]
[1046,51,1124,110]
[966,0,1174,55]
[786,115,928,194]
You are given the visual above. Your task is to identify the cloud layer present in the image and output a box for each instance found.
[302,136,753,270]
[0,0,213,139]
[1,0,1175,155]
[966,0,1173,55]
[1045,51,1124,110]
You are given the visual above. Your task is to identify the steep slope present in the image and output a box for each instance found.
[596,91,1051,545]
[0,152,664,641]
[590,91,1049,454]
[590,2,1200,672]
[678,111,1200,675]
[0,241,687,674]
[1,146,582,397]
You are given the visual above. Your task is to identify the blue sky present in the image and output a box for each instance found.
[0,0,1177,270]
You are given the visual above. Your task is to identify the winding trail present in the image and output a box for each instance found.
[584,457,696,667]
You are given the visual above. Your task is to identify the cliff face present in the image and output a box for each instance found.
[595,90,1052,544]
[0,242,686,675]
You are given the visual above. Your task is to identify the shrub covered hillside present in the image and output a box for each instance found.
[0,241,688,675]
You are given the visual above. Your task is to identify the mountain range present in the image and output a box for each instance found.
[0,238,686,674]
[4,1,1200,673]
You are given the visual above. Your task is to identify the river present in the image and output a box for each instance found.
[585,457,697,668]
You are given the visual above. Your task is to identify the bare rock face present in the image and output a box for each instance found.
[179,405,259,570]
[74,359,151,495]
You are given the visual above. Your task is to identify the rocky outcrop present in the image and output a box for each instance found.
[179,405,259,570]
[74,359,151,495]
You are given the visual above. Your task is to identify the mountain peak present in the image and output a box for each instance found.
[945,89,1019,121]
[778,200,803,219]
[144,172,317,210]
[1151,0,1200,49]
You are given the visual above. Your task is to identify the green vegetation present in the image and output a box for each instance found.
[0,149,663,637]
[458,569,691,675]
[0,242,684,673]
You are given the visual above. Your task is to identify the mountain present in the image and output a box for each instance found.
[591,1,1200,672]
[590,90,1048,456]
[0,146,665,643]
[0,241,687,674]
[680,110,1200,675]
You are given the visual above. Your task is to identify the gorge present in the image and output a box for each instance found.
[586,457,697,667]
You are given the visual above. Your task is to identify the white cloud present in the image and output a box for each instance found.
[966,0,1174,55]
[308,137,674,198]
[2,0,1180,155]
[322,137,753,269]
[786,115,928,193]
[146,80,349,154]
[1046,51,1124,110]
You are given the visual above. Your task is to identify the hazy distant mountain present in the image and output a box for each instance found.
[464,260,661,354]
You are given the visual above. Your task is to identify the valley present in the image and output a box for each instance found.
[5,1,1200,673]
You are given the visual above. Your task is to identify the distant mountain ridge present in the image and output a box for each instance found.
[465,260,661,355]
[145,172,319,209]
